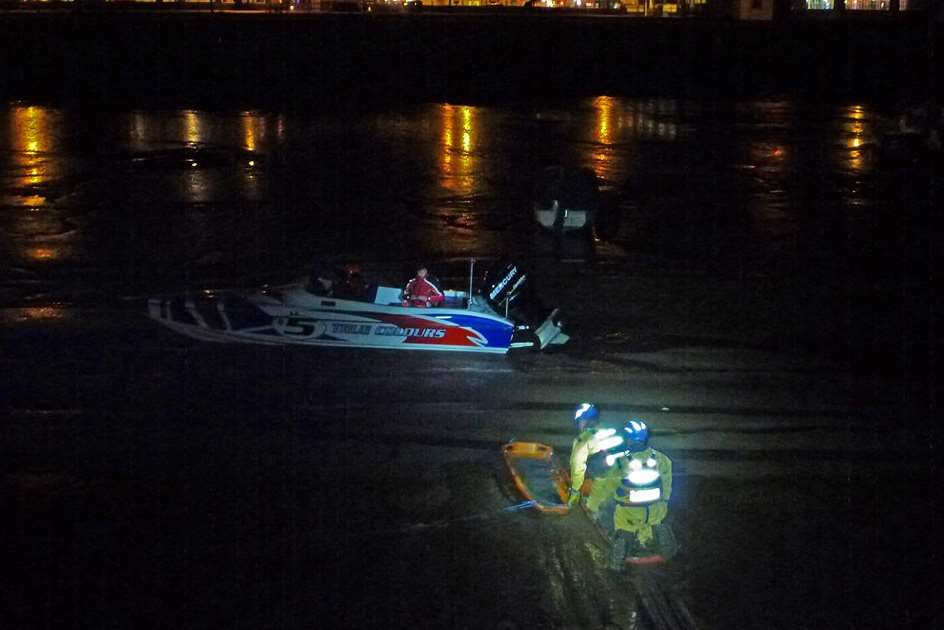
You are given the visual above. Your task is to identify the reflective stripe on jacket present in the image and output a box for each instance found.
[613,447,672,529]
[569,427,623,490]
[402,277,444,307]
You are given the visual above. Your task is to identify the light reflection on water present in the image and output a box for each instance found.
[128,109,271,155]
[594,96,614,146]
[438,103,480,197]
[18,306,69,320]
[18,229,78,264]
[10,106,58,154]
[837,104,876,176]
[636,99,680,140]
[577,97,683,185]
[0,99,914,289]
[241,113,264,153]
[26,246,61,261]
[429,103,499,253]
[8,105,62,193]
[183,110,204,146]
[587,95,622,182]
[5,107,285,266]
[0,305,72,324]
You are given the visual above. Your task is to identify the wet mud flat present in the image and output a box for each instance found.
[2,310,939,629]
[4,406,937,629]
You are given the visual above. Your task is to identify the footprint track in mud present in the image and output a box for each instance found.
[537,514,640,630]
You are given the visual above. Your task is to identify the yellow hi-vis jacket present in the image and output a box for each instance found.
[569,426,623,492]
[585,457,623,514]
[613,447,673,543]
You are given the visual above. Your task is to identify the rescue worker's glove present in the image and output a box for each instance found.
[566,487,581,508]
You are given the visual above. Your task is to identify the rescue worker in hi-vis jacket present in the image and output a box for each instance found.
[567,403,626,508]
[593,419,674,567]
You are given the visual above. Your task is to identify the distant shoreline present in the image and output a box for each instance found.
[0,11,935,106]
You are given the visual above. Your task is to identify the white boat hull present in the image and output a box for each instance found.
[148,284,565,354]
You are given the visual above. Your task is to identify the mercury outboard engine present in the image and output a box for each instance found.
[481,261,527,314]
[480,261,568,350]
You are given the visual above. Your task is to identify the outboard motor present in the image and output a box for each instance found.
[480,261,569,350]
[481,261,528,315]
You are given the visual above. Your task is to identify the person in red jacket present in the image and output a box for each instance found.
[401,265,444,308]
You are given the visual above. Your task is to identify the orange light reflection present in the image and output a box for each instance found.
[27,246,60,261]
[184,110,204,146]
[595,95,613,145]
[840,104,872,135]
[10,105,59,190]
[18,306,69,321]
[241,113,266,152]
[839,105,873,174]
[438,104,478,196]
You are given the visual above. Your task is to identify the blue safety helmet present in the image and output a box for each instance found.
[573,403,600,429]
[623,419,650,452]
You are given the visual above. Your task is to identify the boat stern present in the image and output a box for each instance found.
[481,262,570,351]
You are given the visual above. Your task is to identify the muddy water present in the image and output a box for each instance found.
[2,98,930,377]
[1,99,927,296]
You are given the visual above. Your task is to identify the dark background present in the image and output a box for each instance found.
[0,12,937,107]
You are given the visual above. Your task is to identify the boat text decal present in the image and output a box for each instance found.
[275,317,447,340]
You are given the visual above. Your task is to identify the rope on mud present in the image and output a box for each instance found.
[346,499,538,538]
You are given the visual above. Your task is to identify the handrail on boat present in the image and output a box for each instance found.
[468,257,474,311]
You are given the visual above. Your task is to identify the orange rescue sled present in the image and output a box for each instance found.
[502,441,571,514]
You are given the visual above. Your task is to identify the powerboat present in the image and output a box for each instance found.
[148,260,569,354]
